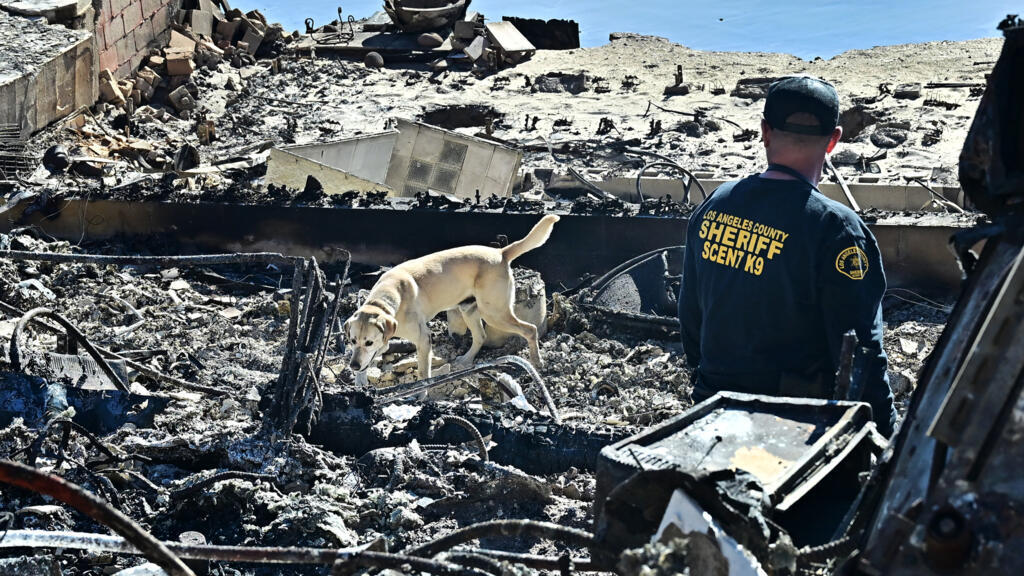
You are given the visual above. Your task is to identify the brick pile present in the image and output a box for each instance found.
[96,1,284,119]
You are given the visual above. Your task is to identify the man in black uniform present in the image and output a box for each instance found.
[678,76,896,436]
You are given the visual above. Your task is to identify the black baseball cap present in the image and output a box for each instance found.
[764,76,840,136]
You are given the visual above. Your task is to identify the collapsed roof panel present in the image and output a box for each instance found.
[266,130,399,193]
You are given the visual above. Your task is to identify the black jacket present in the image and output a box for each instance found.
[679,174,896,435]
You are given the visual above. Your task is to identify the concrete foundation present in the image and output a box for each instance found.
[0,198,972,299]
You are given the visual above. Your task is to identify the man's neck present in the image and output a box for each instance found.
[761,157,824,186]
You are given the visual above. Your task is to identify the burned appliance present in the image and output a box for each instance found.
[594,392,885,552]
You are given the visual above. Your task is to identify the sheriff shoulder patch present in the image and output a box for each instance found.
[835,246,869,280]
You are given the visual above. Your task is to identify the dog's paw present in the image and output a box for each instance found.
[453,354,476,369]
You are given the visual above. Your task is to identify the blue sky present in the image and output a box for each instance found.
[254,0,1017,59]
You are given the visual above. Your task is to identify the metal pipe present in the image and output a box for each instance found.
[824,156,861,213]
[625,148,708,200]
[405,519,596,559]
[377,355,561,423]
[0,461,195,576]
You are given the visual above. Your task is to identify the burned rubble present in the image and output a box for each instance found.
[0,1,1017,575]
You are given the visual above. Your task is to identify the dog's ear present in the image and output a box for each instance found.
[376,315,397,341]
[342,317,353,341]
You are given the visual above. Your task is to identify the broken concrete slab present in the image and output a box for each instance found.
[0,0,91,25]
[169,29,198,51]
[454,11,480,40]
[266,130,400,194]
[186,9,215,37]
[464,35,488,62]
[485,21,536,64]
[165,48,197,76]
[99,70,126,105]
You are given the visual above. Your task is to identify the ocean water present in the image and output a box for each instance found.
[252,0,1015,59]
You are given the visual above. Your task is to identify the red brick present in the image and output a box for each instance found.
[99,48,119,73]
[130,49,147,72]
[108,14,126,40]
[112,0,133,16]
[100,0,112,23]
[142,0,161,17]
[96,21,108,50]
[133,20,156,50]
[152,5,171,37]
[115,33,137,65]
[122,3,143,32]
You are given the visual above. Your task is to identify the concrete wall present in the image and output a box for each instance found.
[96,0,179,78]
[0,11,95,132]
[595,177,965,212]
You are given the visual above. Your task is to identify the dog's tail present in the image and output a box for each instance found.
[502,215,560,263]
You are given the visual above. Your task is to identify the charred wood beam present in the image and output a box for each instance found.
[264,257,340,436]
[0,460,195,576]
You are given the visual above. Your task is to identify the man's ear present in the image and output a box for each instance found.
[761,119,771,149]
[826,126,843,153]
[376,315,397,341]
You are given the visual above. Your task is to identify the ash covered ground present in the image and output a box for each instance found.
[13,22,1001,204]
[0,228,944,574]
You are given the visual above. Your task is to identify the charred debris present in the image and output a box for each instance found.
[0,1,1017,575]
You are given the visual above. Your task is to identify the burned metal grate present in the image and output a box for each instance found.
[439,140,469,166]
[45,353,130,390]
[406,158,434,185]
[430,165,460,193]
[0,123,34,182]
